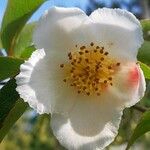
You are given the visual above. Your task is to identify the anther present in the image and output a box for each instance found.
[96,46,100,49]
[90,42,94,46]
[108,77,112,80]
[73,59,76,62]
[108,66,112,69]
[101,47,104,50]
[71,62,74,65]
[79,74,82,77]
[78,90,81,94]
[94,49,97,53]
[68,52,72,57]
[116,62,120,66]
[79,51,83,55]
[80,46,86,50]
[86,66,90,70]
[85,58,89,63]
[86,92,90,96]
[60,64,64,68]
[85,50,89,53]
[104,80,107,84]
[104,52,109,55]
[63,79,67,82]
[97,93,101,96]
[95,87,98,91]
[83,86,86,90]
[100,49,103,54]
[70,70,74,73]
[69,56,72,60]
[100,57,104,61]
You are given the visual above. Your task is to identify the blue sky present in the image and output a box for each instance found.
[0,0,141,25]
[0,0,122,24]
[0,0,90,24]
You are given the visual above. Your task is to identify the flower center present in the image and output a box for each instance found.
[60,42,121,96]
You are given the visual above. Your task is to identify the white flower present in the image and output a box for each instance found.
[16,7,146,150]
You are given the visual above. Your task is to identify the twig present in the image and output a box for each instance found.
[132,105,147,113]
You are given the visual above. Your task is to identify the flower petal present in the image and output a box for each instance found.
[110,63,146,107]
[34,7,143,62]
[50,63,145,150]
[16,49,79,114]
[16,49,48,114]
[89,8,143,61]
[33,6,89,54]
[51,100,123,150]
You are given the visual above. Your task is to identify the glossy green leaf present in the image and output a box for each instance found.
[0,79,19,123]
[1,0,45,55]
[0,57,24,81]
[141,19,150,41]
[0,100,28,143]
[126,110,150,150]
[14,23,36,57]
[138,41,150,64]
[0,78,28,142]
[20,45,36,59]
[0,32,2,49]
[139,62,150,79]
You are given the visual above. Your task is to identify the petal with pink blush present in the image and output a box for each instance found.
[127,65,140,87]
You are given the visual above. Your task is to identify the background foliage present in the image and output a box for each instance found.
[0,0,150,150]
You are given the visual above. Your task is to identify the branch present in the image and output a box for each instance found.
[132,105,147,113]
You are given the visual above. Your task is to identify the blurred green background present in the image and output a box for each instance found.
[0,0,150,150]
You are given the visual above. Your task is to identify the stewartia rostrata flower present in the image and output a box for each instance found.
[16,7,146,150]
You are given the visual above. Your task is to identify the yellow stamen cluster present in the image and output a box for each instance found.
[60,42,120,96]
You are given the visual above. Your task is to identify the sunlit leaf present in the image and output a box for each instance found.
[126,110,150,150]
[14,23,36,57]
[20,45,36,60]
[141,19,150,41]
[0,32,2,49]
[139,62,150,79]
[1,0,45,55]
[138,41,150,64]
[0,57,24,81]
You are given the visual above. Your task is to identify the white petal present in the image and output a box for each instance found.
[50,62,145,150]
[33,6,89,54]
[89,8,143,61]
[16,49,48,114]
[16,49,79,114]
[51,100,123,150]
[34,7,143,62]
[109,63,146,107]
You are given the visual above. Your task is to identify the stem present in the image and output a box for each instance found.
[132,105,147,113]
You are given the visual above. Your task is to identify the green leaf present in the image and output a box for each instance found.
[14,22,36,57]
[126,110,150,150]
[1,0,45,55]
[138,41,150,64]
[139,62,150,79]
[0,100,28,143]
[0,78,28,142]
[141,19,150,32]
[0,79,19,123]
[0,32,2,49]
[0,57,24,81]
[141,19,150,41]
[20,45,36,59]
